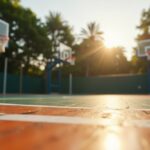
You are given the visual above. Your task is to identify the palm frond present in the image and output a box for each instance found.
[80,21,104,40]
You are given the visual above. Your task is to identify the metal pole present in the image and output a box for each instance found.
[69,73,72,95]
[148,62,150,94]
[19,65,23,94]
[3,57,8,95]
[58,70,62,93]
[47,63,52,94]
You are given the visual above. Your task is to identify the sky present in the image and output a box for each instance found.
[21,0,150,60]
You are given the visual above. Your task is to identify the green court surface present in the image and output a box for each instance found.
[0,95,150,109]
[0,94,150,150]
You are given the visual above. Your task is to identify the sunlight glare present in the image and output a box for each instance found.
[104,133,122,150]
[104,34,133,60]
[104,33,120,48]
[105,38,117,48]
[104,96,123,109]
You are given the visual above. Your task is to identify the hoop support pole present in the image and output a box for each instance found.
[3,57,8,95]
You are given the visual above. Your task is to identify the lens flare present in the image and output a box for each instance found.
[104,133,122,150]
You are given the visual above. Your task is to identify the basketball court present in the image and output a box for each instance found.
[1,11,150,150]
[0,95,150,150]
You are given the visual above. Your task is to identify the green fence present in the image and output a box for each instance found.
[61,74,149,94]
[0,72,149,94]
[0,73,45,94]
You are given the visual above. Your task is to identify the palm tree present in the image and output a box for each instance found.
[81,22,103,41]
[79,22,104,76]
[46,12,74,53]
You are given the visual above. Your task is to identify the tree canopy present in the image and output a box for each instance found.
[46,12,74,54]
[0,0,51,75]
[73,22,130,76]
[81,22,103,41]
[131,7,150,74]
[0,1,134,77]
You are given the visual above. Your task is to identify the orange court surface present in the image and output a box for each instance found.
[0,95,150,150]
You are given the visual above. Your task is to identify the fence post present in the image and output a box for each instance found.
[19,64,23,94]
[69,73,72,95]
[3,57,8,95]
[148,63,150,93]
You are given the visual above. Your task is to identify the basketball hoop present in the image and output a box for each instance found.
[54,42,75,65]
[0,35,9,53]
[0,19,9,53]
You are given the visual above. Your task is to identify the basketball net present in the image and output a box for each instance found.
[0,36,9,53]
[64,55,75,65]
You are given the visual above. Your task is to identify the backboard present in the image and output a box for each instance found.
[54,43,75,65]
[137,39,150,59]
[0,19,9,53]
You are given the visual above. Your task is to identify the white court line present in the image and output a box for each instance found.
[0,114,150,128]
[126,120,150,128]
[1,103,150,111]
[0,95,75,100]
[0,114,110,126]
[0,103,92,109]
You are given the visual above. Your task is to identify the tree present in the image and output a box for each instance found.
[131,54,148,73]
[76,38,104,76]
[99,47,130,75]
[81,22,103,41]
[74,22,131,76]
[46,12,74,55]
[131,7,150,73]
[137,8,150,40]
[77,22,104,76]
[0,0,51,75]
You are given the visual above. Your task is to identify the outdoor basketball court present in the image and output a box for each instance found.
[0,7,150,150]
[0,94,150,150]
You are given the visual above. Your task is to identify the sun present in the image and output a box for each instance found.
[104,33,121,48]
[105,34,133,59]
[104,34,119,48]
[105,39,117,48]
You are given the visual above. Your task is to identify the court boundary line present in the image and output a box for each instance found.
[0,114,150,128]
[0,114,130,126]
[1,103,150,111]
[0,103,92,109]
